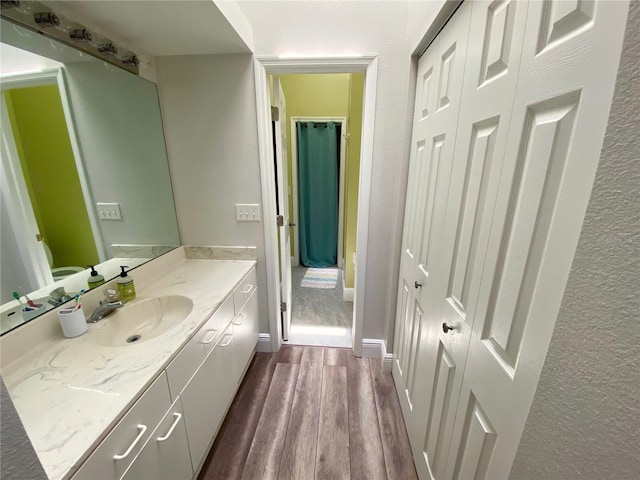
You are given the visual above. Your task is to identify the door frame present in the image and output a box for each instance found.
[290,116,347,269]
[254,55,378,356]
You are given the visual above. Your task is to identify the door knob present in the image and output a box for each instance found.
[442,323,454,333]
[414,281,422,289]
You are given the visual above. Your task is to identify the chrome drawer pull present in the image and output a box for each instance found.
[113,424,147,460]
[220,334,233,347]
[241,284,253,294]
[156,413,182,442]
[200,329,217,345]
[232,313,247,326]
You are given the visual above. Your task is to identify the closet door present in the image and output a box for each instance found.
[443,1,630,478]
[392,30,438,429]
[410,1,530,478]
[393,0,472,456]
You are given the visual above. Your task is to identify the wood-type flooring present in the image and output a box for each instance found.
[198,346,417,480]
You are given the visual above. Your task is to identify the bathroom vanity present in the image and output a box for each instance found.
[0,247,259,480]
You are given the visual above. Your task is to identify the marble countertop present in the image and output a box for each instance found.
[1,257,256,480]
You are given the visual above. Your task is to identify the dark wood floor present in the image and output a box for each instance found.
[198,346,418,480]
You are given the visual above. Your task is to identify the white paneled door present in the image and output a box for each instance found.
[394,1,629,479]
[273,77,292,341]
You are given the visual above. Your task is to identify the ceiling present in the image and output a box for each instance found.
[40,1,252,57]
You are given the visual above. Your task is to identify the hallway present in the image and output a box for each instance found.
[198,346,417,480]
[287,267,353,347]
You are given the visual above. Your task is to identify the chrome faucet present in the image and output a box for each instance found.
[87,289,124,323]
[87,301,124,323]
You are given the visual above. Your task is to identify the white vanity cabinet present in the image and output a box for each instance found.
[71,266,259,480]
[180,322,236,469]
[230,288,259,383]
[121,399,192,480]
[73,373,173,480]
[165,295,235,400]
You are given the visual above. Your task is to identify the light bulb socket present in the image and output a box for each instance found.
[34,11,58,27]
[113,44,135,63]
[99,44,115,55]
[69,28,87,41]
[121,55,138,66]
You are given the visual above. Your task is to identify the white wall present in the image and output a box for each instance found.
[407,0,449,53]
[63,62,180,255]
[154,54,269,330]
[510,1,640,477]
[238,1,418,343]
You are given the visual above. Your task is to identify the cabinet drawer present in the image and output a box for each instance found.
[73,372,171,480]
[121,397,192,480]
[181,323,236,470]
[233,268,257,314]
[165,295,234,400]
[231,290,259,383]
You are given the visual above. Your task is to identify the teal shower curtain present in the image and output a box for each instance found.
[297,121,339,267]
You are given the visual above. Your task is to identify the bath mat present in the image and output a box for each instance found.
[301,268,339,289]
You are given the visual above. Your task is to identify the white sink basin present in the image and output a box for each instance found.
[92,295,193,347]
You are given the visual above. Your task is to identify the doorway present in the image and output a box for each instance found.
[271,74,362,348]
[256,56,378,356]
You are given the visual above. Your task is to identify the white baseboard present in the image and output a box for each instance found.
[291,256,299,267]
[361,338,392,373]
[342,273,354,302]
[343,288,354,302]
[382,350,393,374]
[256,333,272,352]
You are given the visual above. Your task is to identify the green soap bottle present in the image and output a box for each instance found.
[117,266,136,303]
[87,265,105,289]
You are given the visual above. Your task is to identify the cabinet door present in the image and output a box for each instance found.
[166,295,234,400]
[231,290,259,383]
[233,268,257,314]
[180,324,235,470]
[121,399,192,480]
[73,373,171,480]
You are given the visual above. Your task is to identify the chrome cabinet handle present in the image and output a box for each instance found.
[156,413,182,442]
[200,329,217,344]
[442,323,454,333]
[220,334,233,347]
[241,284,253,294]
[113,424,147,460]
[232,313,246,326]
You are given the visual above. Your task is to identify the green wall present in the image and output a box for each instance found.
[277,73,362,288]
[344,73,364,289]
[5,85,99,268]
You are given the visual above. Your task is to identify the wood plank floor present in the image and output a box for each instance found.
[199,346,417,480]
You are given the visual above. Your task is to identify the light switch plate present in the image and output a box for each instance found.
[235,204,261,222]
[97,203,122,220]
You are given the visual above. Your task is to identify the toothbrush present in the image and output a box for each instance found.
[75,292,84,310]
[25,294,37,308]
[12,292,25,307]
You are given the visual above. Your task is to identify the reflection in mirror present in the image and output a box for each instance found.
[0,19,180,334]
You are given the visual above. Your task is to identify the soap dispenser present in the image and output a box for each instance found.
[87,265,105,289]
[117,266,136,303]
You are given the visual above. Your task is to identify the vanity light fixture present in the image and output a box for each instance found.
[0,0,140,74]
[85,30,114,54]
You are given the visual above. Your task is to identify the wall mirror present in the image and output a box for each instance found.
[0,18,181,334]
